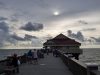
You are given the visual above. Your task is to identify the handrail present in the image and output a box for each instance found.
[58,51,100,75]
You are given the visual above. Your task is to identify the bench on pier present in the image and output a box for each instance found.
[4,66,17,75]
[0,64,17,75]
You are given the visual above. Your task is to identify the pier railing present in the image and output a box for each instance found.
[59,51,100,75]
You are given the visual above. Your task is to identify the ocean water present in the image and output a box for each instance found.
[79,48,100,70]
[0,47,41,60]
[0,49,31,60]
[80,48,100,64]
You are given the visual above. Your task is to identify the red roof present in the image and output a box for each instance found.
[44,34,81,46]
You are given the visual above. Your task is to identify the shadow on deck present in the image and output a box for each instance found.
[18,53,73,75]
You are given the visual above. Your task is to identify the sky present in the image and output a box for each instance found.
[0,0,100,48]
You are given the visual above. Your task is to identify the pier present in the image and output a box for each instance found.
[18,53,72,75]
[0,51,100,75]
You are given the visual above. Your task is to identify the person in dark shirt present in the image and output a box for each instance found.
[27,50,33,64]
[53,49,59,57]
[12,54,19,73]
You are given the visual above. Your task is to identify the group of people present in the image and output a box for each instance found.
[27,49,38,64]
[53,49,59,57]
[22,49,44,64]
[6,49,44,74]
[44,48,59,57]
[6,49,59,74]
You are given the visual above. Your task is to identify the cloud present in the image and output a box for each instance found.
[31,38,42,47]
[0,22,9,32]
[10,33,38,41]
[33,0,49,8]
[0,30,7,46]
[0,22,9,46]
[24,34,38,40]
[20,22,44,31]
[10,16,18,22]
[67,30,84,42]
[0,1,5,8]
[0,17,8,21]
[81,28,96,31]
[78,20,88,25]
[10,33,42,47]
[0,1,8,9]
[90,37,100,42]
[11,34,25,41]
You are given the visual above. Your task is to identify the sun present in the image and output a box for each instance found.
[53,11,60,16]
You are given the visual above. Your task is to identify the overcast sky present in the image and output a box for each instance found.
[0,0,100,47]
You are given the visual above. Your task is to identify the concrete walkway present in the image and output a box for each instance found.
[18,53,73,75]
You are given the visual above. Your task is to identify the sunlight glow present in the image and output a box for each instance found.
[53,11,60,16]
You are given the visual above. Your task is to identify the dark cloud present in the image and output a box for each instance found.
[67,30,84,42]
[67,30,72,37]
[10,33,38,41]
[0,22,9,32]
[11,34,25,41]
[76,31,84,41]
[81,28,96,31]
[24,34,38,40]
[0,22,9,46]
[20,22,43,31]
[8,33,42,47]
[0,21,41,46]
[0,17,8,21]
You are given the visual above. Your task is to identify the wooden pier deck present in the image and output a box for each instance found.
[17,53,73,75]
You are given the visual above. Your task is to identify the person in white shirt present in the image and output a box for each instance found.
[33,49,38,64]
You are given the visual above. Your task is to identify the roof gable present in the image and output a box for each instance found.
[53,34,70,40]
[44,34,81,46]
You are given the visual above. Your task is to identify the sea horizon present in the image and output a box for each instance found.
[0,44,100,49]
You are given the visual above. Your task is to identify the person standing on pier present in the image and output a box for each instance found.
[46,49,49,55]
[33,49,38,64]
[53,49,58,57]
[12,53,19,73]
[27,50,33,64]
